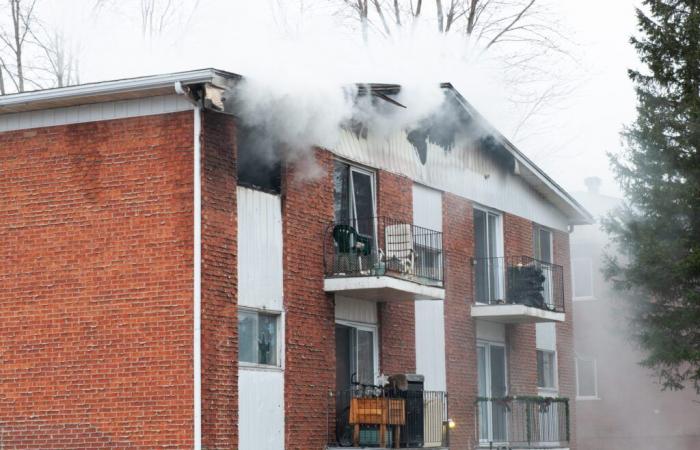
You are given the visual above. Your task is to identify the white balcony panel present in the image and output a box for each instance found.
[471,304,565,323]
[324,276,445,301]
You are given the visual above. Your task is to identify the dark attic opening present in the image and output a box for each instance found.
[236,124,282,194]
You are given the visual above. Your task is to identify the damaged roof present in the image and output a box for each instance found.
[0,68,592,225]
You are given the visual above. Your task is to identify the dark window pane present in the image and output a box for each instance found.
[351,171,374,236]
[334,162,349,222]
[258,313,278,365]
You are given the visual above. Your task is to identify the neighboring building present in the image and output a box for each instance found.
[0,69,591,449]
[572,177,700,450]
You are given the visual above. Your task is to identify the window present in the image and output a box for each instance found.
[576,357,598,398]
[333,161,376,237]
[572,258,594,300]
[335,323,378,388]
[534,226,554,306]
[239,310,280,366]
[537,350,557,390]
[474,208,503,303]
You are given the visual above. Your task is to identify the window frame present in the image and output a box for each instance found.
[477,339,509,444]
[575,356,599,400]
[572,257,596,301]
[238,307,284,371]
[473,205,505,303]
[536,349,558,393]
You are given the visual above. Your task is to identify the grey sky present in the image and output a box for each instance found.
[42,0,640,198]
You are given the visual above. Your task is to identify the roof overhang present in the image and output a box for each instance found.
[0,68,240,114]
[441,83,594,226]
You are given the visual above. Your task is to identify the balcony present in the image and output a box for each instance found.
[323,217,445,301]
[471,256,565,323]
[328,387,449,449]
[476,396,570,449]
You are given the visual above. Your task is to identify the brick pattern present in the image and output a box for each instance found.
[442,193,477,449]
[553,230,576,450]
[376,170,416,375]
[200,111,238,449]
[0,113,195,448]
[503,214,537,396]
[282,149,336,450]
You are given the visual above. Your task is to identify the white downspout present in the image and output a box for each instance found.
[175,81,202,450]
[192,103,202,450]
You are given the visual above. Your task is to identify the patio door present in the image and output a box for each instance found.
[474,208,503,303]
[477,342,508,444]
[534,226,553,307]
[335,323,378,391]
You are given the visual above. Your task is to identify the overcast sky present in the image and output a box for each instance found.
[42,0,640,198]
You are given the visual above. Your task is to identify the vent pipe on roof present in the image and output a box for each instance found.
[584,176,601,194]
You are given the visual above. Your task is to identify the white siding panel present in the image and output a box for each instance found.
[536,323,557,351]
[238,369,285,450]
[412,184,447,391]
[335,296,378,324]
[334,129,569,231]
[237,187,283,311]
[476,320,506,343]
[0,94,192,132]
[415,300,447,391]
[412,184,443,232]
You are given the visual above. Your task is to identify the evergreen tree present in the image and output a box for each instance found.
[605,0,700,393]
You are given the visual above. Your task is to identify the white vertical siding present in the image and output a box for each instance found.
[0,95,192,132]
[238,370,285,450]
[237,187,284,311]
[415,301,447,391]
[536,323,557,351]
[335,296,378,324]
[413,184,447,391]
[237,186,284,450]
[476,320,506,343]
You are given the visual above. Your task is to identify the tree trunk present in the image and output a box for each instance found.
[436,0,444,32]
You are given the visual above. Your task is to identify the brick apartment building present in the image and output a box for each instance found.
[0,69,591,449]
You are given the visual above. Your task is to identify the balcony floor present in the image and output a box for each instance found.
[324,276,445,301]
[471,304,565,323]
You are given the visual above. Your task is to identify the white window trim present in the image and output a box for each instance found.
[575,355,600,400]
[536,349,559,394]
[572,257,596,301]
[336,319,380,384]
[238,306,285,371]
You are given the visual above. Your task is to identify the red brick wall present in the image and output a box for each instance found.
[503,214,538,396]
[376,170,416,375]
[200,111,238,448]
[442,193,477,449]
[554,229,576,450]
[282,149,336,450]
[0,112,195,448]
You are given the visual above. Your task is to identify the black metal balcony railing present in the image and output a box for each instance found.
[472,256,565,313]
[475,396,570,448]
[324,217,444,286]
[329,386,449,448]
